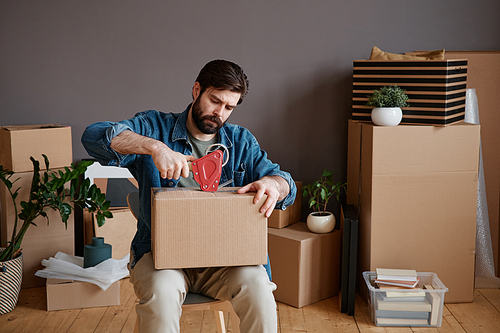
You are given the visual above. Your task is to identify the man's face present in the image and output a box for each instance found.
[191,85,241,135]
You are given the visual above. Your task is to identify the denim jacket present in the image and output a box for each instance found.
[81,106,296,279]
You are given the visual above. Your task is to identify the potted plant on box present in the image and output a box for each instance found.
[0,155,112,314]
[366,84,410,126]
[303,169,347,233]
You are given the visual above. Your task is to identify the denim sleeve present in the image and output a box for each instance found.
[249,136,297,210]
[81,111,154,167]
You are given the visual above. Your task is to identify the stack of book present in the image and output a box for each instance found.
[374,269,441,326]
[375,268,419,288]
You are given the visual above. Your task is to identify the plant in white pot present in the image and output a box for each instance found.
[367,84,410,126]
[0,155,112,314]
[303,169,347,233]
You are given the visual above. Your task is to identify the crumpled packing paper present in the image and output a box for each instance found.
[35,252,130,291]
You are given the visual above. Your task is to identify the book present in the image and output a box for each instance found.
[376,268,418,282]
[376,297,432,312]
[375,309,430,319]
[424,284,441,326]
[378,286,426,298]
[375,318,429,326]
[340,204,358,316]
[375,277,420,288]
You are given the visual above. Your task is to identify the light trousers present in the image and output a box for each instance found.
[129,252,278,333]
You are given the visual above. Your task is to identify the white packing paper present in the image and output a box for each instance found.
[35,252,130,290]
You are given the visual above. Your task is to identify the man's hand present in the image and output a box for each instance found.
[237,176,290,218]
[150,141,195,180]
[111,130,195,180]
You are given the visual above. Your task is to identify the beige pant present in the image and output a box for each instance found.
[129,252,278,333]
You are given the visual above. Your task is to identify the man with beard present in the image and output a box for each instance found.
[81,59,296,333]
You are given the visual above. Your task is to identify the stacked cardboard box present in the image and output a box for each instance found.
[0,125,74,288]
[268,181,302,229]
[268,222,341,308]
[347,120,480,303]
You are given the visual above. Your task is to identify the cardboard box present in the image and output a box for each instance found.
[0,124,72,172]
[352,59,468,126]
[268,222,341,308]
[46,278,120,311]
[151,187,267,269]
[441,51,500,276]
[268,181,302,229]
[347,120,480,303]
[92,208,136,260]
[0,169,74,288]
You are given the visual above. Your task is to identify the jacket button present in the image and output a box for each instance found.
[169,182,174,186]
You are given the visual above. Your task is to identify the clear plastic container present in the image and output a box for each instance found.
[363,271,448,327]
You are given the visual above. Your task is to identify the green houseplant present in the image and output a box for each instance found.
[0,155,112,314]
[366,84,410,126]
[302,169,347,233]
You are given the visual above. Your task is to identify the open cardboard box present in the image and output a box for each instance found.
[46,278,120,311]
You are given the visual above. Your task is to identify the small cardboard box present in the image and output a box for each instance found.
[151,187,267,269]
[363,272,448,327]
[0,169,74,288]
[46,278,120,311]
[347,120,480,303]
[268,222,341,308]
[268,181,302,229]
[92,208,136,260]
[352,59,468,126]
[0,124,72,172]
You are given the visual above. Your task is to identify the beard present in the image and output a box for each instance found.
[191,98,224,134]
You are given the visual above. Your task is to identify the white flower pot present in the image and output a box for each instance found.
[307,212,336,233]
[371,107,403,126]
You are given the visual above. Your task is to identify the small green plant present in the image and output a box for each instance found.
[366,84,410,108]
[0,155,112,262]
[302,169,347,215]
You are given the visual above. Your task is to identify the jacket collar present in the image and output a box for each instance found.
[172,104,233,150]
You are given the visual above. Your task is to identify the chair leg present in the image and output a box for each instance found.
[214,310,226,333]
[134,317,139,333]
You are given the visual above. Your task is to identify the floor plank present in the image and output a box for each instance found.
[1,287,46,333]
[446,290,500,333]
[3,284,500,332]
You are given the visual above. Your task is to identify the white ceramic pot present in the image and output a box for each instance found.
[371,107,403,126]
[307,212,336,233]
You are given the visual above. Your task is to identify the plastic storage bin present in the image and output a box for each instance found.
[363,271,448,327]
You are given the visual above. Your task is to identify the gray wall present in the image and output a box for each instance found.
[2,1,500,225]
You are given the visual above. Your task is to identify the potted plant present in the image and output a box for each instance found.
[366,84,410,126]
[0,155,112,314]
[302,169,347,233]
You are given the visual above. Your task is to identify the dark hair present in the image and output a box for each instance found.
[195,59,249,105]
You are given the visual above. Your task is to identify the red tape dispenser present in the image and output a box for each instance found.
[191,150,224,192]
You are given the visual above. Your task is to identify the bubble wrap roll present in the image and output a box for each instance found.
[465,89,500,287]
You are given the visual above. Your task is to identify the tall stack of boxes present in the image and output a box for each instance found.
[0,125,74,288]
[348,58,480,304]
[267,181,342,308]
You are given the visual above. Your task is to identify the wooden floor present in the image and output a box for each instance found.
[2,278,500,332]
